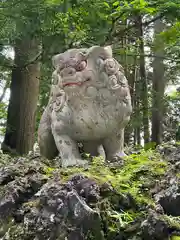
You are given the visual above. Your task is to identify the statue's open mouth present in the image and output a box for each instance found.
[63,78,91,88]
[63,82,83,87]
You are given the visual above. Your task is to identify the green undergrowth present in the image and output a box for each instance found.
[94,150,166,205]
[90,150,167,235]
[0,148,172,239]
[166,215,180,240]
[0,153,12,165]
[0,149,167,209]
[171,236,180,240]
[43,149,168,236]
[93,149,166,237]
[163,215,180,231]
[44,149,167,206]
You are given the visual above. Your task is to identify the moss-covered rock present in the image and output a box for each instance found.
[0,143,179,239]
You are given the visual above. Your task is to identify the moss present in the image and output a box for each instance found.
[1,148,167,209]
[86,150,166,206]
[53,149,167,208]
[0,149,171,239]
[43,166,56,177]
[0,218,15,238]
[0,153,12,166]
[176,173,180,178]
[60,166,84,181]
[171,236,180,240]
[162,215,180,230]
[23,199,40,208]
[55,149,167,238]
[3,224,26,240]
[102,207,143,232]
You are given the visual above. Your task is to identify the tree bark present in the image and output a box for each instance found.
[2,37,40,154]
[151,19,165,145]
[2,44,22,151]
[124,56,137,145]
[134,64,141,145]
[136,15,150,144]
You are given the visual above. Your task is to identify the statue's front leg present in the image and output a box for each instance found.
[38,108,58,160]
[103,129,126,162]
[52,129,88,167]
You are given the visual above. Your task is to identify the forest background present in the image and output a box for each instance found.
[0,0,180,155]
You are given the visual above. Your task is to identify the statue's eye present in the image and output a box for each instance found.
[76,60,87,71]
[68,58,77,66]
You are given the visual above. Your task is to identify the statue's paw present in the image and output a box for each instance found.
[62,159,89,168]
[116,151,127,158]
[107,152,127,167]
[76,159,89,168]
[109,151,127,160]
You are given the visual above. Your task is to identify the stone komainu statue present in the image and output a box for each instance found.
[38,46,132,167]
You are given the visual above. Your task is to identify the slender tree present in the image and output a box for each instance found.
[137,15,150,144]
[151,19,165,145]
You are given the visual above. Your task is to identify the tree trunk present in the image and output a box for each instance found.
[151,19,165,145]
[134,65,141,145]
[124,56,137,145]
[121,20,133,145]
[2,44,22,152]
[137,15,150,144]
[2,38,40,154]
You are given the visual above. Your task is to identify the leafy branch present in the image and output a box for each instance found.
[104,14,163,45]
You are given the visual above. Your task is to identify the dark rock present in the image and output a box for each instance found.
[0,167,16,185]
[141,211,169,240]
[70,174,100,203]
[107,232,125,240]
[100,182,115,197]
[0,150,179,240]
[21,176,105,240]
[155,179,180,216]
[154,204,164,214]
[157,142,180,166]
[0,173,47,220]
[152,143,180,217]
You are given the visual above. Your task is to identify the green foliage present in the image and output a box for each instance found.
[43,149,166,236]
[108,210,135,228]
[43,148,167,208]
[1,223,26,240]
[0,102,7,120]
[144,141,157,150]
[104,208,143,234]
[52,149,167,207]
[171,236,180,240]
[1,0,180,144]
[163,215,180,231]
[160,22,180,46]
[169,90,180,100]
[0,153,12,165]
[89,150,166,206]
[0,148,175,238]
[85,149,167,235]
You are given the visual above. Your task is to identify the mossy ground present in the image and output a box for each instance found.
[43,149,169,237]
[44,149,167,206]
[0,147,179,239]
